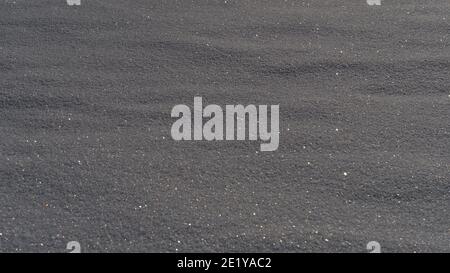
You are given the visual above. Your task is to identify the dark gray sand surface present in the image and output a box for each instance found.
[0,0,449,252]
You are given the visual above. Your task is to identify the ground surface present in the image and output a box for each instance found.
[0,0,449,252]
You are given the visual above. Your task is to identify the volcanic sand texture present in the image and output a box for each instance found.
[0,0,449,252]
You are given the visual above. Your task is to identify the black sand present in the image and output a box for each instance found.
[0,0,449,252]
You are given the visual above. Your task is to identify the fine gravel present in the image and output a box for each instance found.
[0,0,449,252]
